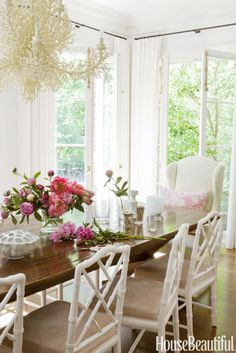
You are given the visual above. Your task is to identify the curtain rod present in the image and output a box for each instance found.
[135,22,236,40]
[71,20,128,40]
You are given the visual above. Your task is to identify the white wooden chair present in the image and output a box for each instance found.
[21,245,130,353]
[0,274,26,353]
[118,223,189,353]
[135,211,224,338]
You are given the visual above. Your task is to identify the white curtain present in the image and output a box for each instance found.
[226,104,236,249]
[114,38,130,181]
[17,91,55,179]
[130,38,161,200]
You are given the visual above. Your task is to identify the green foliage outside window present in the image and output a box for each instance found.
[56,80,86,183]
[168,61,201,163]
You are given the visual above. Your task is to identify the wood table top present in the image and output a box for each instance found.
[0,208,207,300]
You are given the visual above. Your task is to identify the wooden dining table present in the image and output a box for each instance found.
[0,208,207,301]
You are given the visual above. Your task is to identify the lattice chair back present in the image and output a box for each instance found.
[159,224,189,323]
[66,245,130,353]
[0,274,25,353]
[187,211,224,293]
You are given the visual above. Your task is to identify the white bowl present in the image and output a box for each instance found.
[0,229,39,259]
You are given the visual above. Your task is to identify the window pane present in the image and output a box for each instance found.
[206,57,236,212]
[168,61,201,163]
[55,53,86,183]
[56,146,85,183]
[56,81,85,145]
[93,57,117,187]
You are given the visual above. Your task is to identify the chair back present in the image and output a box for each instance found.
[66,245,130,353]
[166,156,224,211]
[159,224,189,322]
[0,274,25,353]
[187,211,224,294]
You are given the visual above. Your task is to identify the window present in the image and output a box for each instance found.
[205,56,236,212]
[55,53,86,184]
[56,80,86,183]
[168,60,201,163]
[93,57,118,189]
[55,53,118,190]
[167,52,236,213]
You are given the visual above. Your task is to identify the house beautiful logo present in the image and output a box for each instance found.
[156,335,234,352]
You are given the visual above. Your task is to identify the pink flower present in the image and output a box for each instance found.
[83,196,93,205]
[1,211,9,219]
[27,178,36,186]
[37,184,44,191]
[68,182,86,197]
[48,170,55,177]
[3,197,10,205]
[50,222,76,243]
[105,169,113,178]
[48,194,68,217]
[19,189,27,198]
[76,226,94,244]
[40,193,50,208]
[61,192,73,205]
[89,191,95,198]
[19,188,31,197]
[51,176,69,195]
[59,222,76,237]
[20,202,34,216]
[51,231,61,243]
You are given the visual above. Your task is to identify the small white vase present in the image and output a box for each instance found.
[0,229,39,259]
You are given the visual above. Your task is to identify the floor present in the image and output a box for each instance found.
[1,246,235,353]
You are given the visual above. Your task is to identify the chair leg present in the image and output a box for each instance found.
[158,325,166,353]
[57,284,63,300]
[112,340,121,353]
[186,295,194,338]
[211,281,217,327]
[40,290,47,306]
[127,329,145,353]
[173,304,180,352]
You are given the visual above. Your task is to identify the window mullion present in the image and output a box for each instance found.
[199,49,208,156]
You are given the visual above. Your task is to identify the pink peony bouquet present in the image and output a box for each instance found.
[1,168,94,226]
[51,222,94,244]
[51,219,149,246]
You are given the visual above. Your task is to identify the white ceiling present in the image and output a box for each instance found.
[68,0,236,36]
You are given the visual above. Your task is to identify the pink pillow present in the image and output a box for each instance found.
[162,188,210,210]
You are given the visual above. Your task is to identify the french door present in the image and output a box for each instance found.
[200,50,236,212]
[162,49,236,213]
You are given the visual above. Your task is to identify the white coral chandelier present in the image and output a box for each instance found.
[0,0,109,102]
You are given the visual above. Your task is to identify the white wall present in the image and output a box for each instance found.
[161,26,236,59]
[0,88,18,197]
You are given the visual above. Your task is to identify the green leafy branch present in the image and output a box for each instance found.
[78,218,164,246]
[104,172,129,214]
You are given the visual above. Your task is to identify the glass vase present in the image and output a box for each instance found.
[93,187,110,225]
[123,213,134,234]
[40,215,63,234]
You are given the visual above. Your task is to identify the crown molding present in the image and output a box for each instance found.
[65,0,130,36]
[65,0,236,39]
